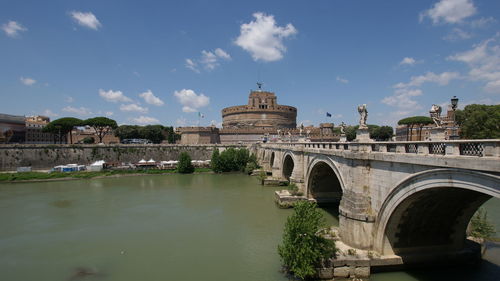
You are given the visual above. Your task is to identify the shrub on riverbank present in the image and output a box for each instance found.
[177,152,195,173]
[211,148,258,173]
[278,201,336,280]
[469,208,496,239]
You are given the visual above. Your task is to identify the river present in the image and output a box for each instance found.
[0,174,498,281]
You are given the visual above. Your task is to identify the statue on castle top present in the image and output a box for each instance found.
[429,104,443,128]
[357,104,368,129]
[299,123,304,136]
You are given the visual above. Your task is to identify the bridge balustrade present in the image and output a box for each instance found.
[262,139,499,158]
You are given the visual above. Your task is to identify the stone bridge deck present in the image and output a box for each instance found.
[254,139,500,272]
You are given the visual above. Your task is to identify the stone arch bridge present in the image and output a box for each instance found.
[253,139,500,264]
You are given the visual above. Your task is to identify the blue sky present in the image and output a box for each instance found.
[1,0,499,127]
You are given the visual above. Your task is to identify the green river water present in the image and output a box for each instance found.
[0,174,498,281]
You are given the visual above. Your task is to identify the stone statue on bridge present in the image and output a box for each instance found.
[429,104,443,128]
[340,122,346,135]
[357,104,368,129]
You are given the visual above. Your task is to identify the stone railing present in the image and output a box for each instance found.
[262,139,500,158]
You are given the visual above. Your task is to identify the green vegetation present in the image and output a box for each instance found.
[43,117,83,144]
[455,104,500,139]
[397,116,433,141]
[83,117,118,143]
[211,148,258,173]
[469,208,496,239]
[82,137,95,144]
[286,183,303,196]
[345,125,394,141]
[177,152,195,173]
[278,201,336,280]
[0,168,212,182]
[114,125,180,143]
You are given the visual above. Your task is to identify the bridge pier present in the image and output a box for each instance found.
[271,150,282,178]
[339,190,376,250]
[289,151,305,193]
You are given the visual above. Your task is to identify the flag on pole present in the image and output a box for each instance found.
[326,112,332,117]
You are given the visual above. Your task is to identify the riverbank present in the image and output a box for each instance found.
[0,168,213,183]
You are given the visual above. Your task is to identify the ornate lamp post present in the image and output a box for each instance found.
[451,96,459,139]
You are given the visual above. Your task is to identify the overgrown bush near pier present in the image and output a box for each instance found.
[278,201,336,280]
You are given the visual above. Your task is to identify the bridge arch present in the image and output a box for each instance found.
[306,157,345,205]
[282,152,295,181]
[374,169,500,257]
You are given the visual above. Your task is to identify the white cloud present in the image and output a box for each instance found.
[448,37,500,94]
[130,116,160,125]
[65,96,74,103]
[120,104,148,113]
[394,71,460,88]
[443,28,472,41]
[2,21,27,37]
[383,71,460,113]
[190,48,232,71]
[185,58,200,73]
[235,12,297,62]
[139,90,164,106]
[336,76,349,84]
[70,11,101,30]
[420,0,477,24]
[201,50,218,70]
[173,89,210,113]
[20,77,36,86]
[62,106,92,116]
[470,17,496,28]
[382,88,424,109]
[399,57,417,66]
[41,109,59,118]
[215,48,231,60]
[99,89,132,103]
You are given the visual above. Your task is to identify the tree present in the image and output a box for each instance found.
[82,137,95,144]
[278,201,336,280]
[469,208,496,239]
[177,152,194,173]
[114,125,141,140]
[43,117,82,144]
[345,125,358,141]
[83,117,118,143]
[397,116,433,141]
[345,125,392,141]
[370,126,394,141]
[455,104,500,139]
[141,125,165,144]
[211,148,222,172]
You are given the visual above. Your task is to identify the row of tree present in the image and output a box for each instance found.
[43,117,180,144]
[113,125,179,144]
[43,117,117,144]
[344,125,394,141]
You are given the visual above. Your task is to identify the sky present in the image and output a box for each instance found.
[1,0,499,128]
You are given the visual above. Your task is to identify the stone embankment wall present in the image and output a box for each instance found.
[0,144,244,171]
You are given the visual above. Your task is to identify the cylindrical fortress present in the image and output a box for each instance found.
[221,90,297,129]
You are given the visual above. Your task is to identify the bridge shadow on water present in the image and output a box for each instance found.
[398,260,500,281]
[318,203,340,227]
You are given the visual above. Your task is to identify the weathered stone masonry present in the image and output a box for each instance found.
[0,144,243,171]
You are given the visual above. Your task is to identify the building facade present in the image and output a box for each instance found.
[0,113,26,143]
[25,115,54,144]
